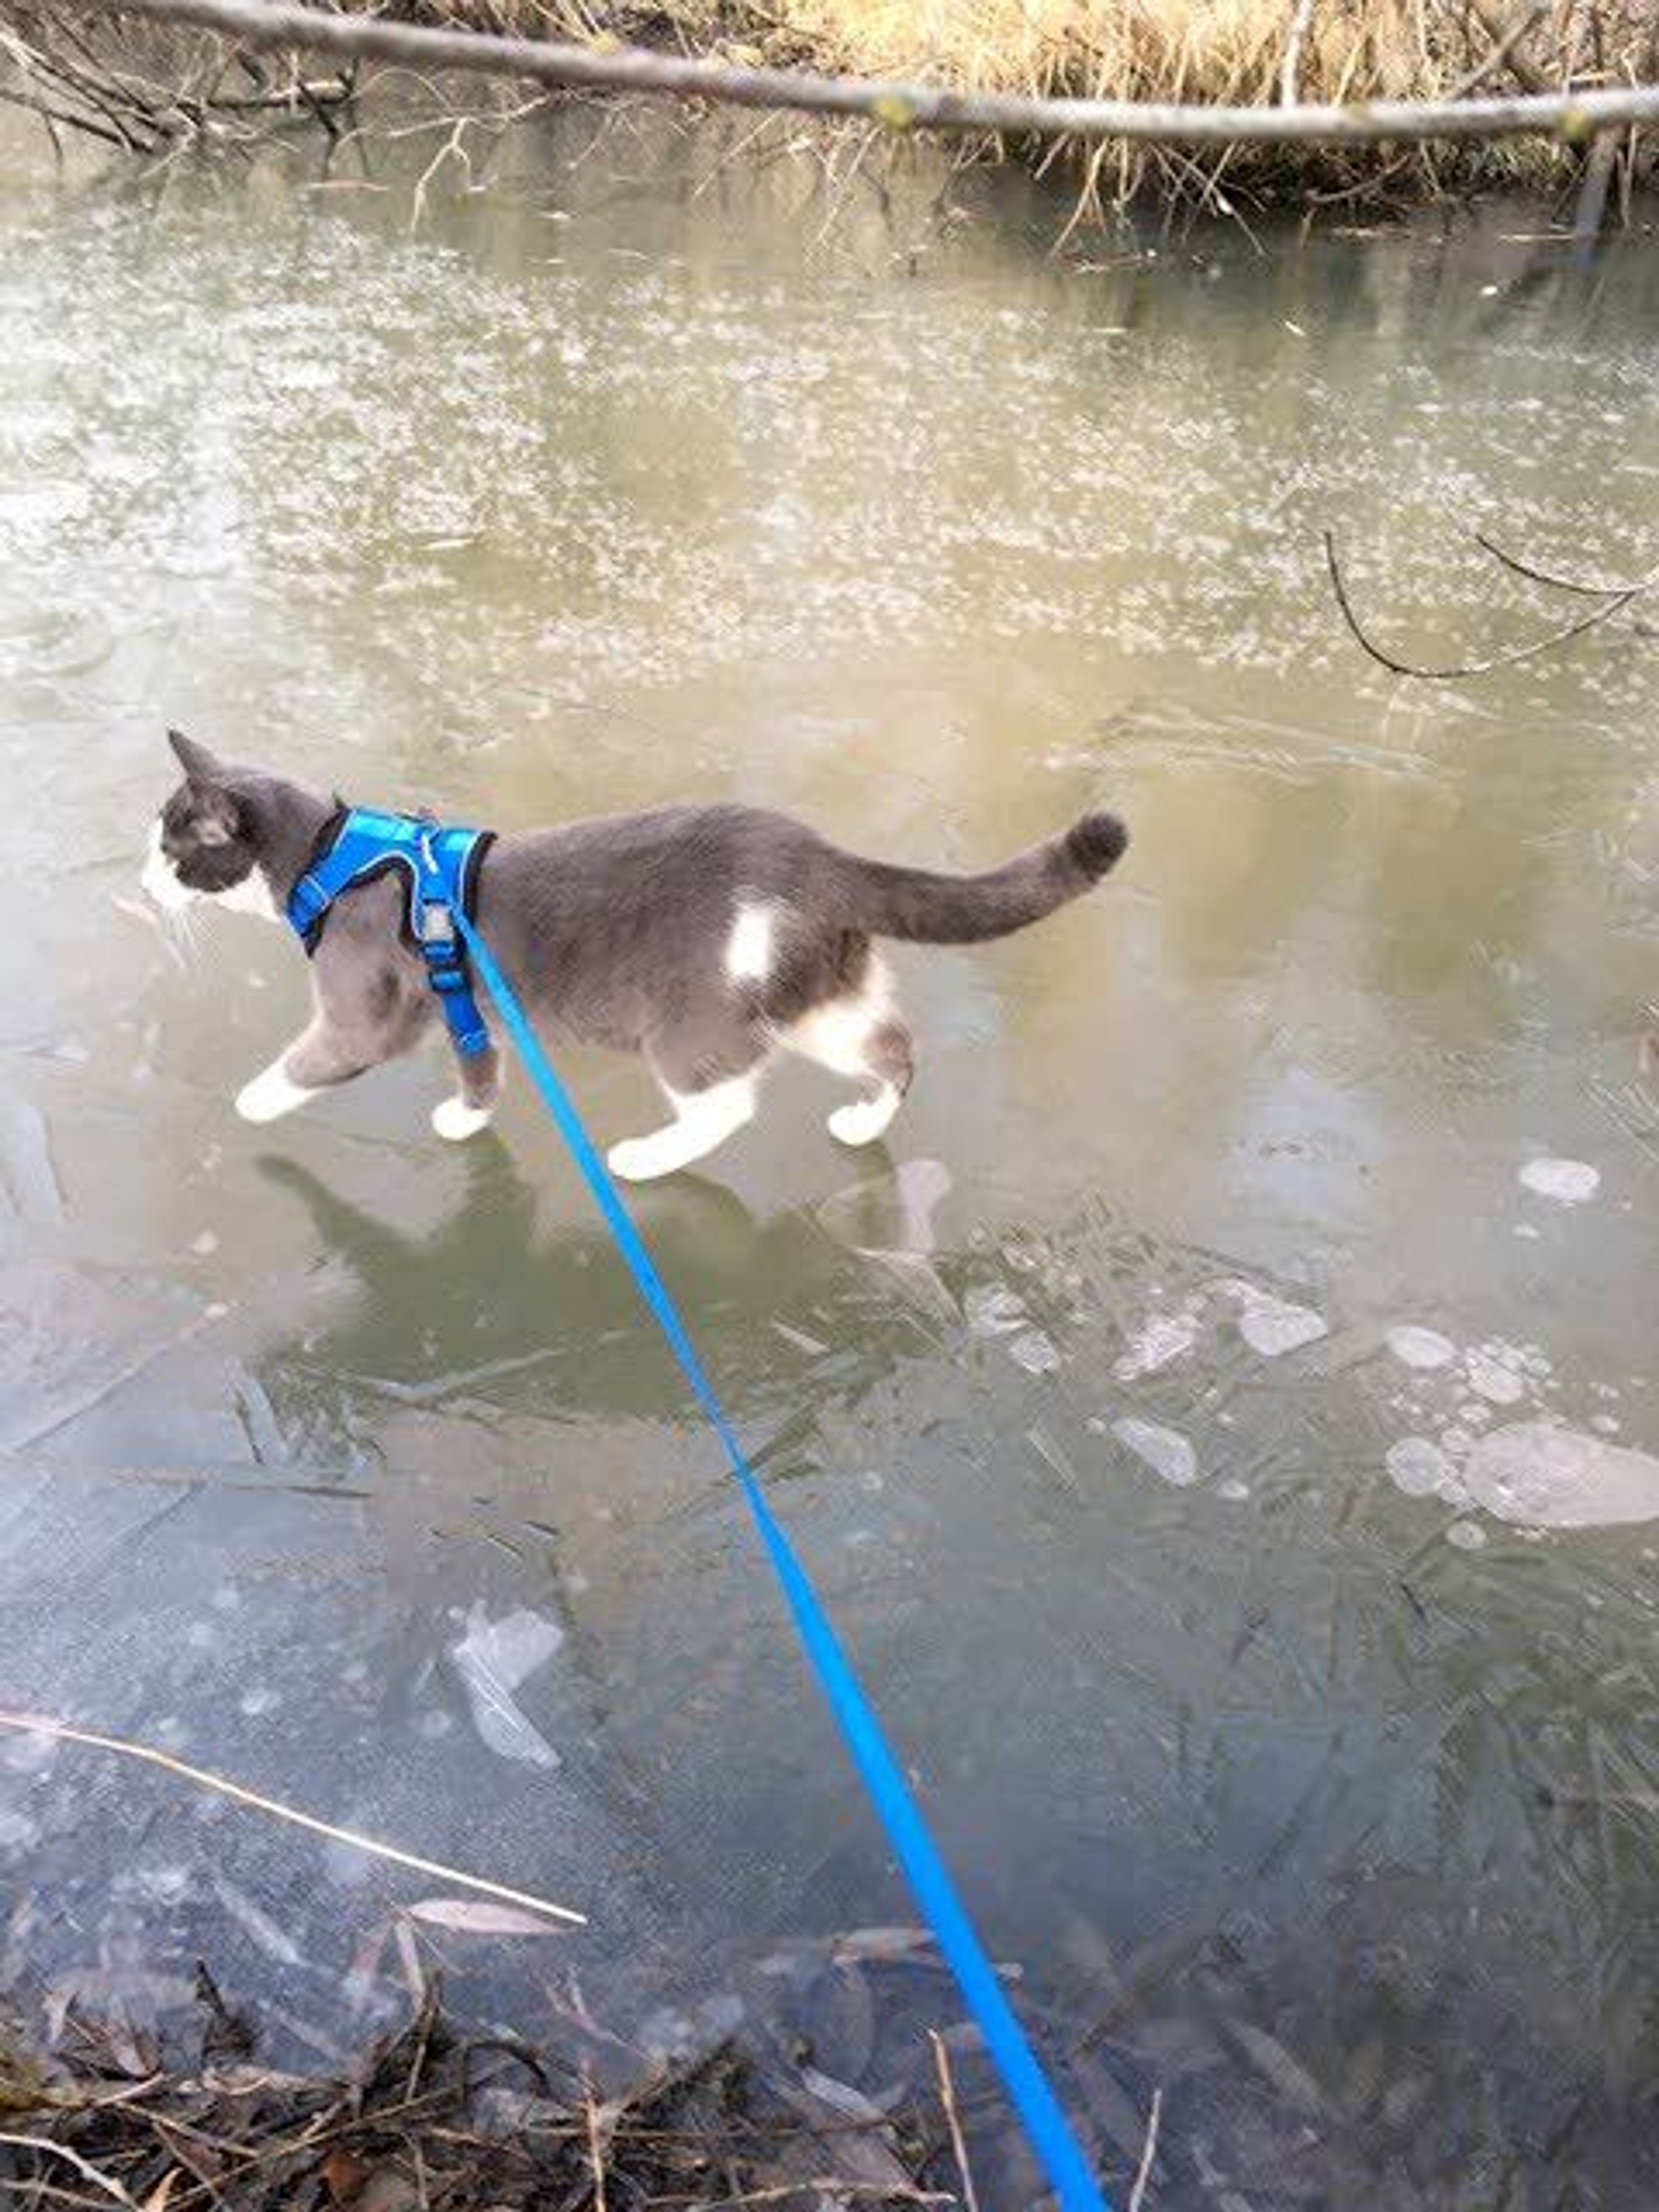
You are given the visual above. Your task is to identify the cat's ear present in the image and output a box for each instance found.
[168,728,226,785]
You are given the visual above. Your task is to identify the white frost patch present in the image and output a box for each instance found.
[0,1729,56,1774]
[1387,1326,1456,1371]
[1219,1281,1328,1359]
[1008,1329,1060,1376]
[965,1284,1027,1336]
[1464,1349,1527,1407]
[1463,1421,1659,1529]
[449,1604,563,1769]
[1112,1417,1198,1488]
[1519,1158,1600,1205]
[1386,1437,1455,1498]
[894,1157,951,1254]
[1114,1308,1201,1381]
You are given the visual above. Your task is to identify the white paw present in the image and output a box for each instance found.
[236,1066,313,1124]
[829,1091,900,1147]
[607,1136,675,1183]
[432,1096,493,1142]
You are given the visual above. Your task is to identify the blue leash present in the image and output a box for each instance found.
[447,897,1109,2212]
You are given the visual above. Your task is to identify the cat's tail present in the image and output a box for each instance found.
[839,811,1128,946]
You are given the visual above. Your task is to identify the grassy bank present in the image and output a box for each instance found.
[417,0,1659,200]
[3,0,1656,208]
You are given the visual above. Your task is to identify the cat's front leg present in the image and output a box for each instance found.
[236,1019,366,1125]
[432,1044,503,1142]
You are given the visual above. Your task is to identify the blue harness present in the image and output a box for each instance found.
[286,808,495,1058]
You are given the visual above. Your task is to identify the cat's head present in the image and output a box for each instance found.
[142,731,315,922]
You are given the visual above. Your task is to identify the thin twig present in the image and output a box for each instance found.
[1323,529,1653,680]
[64,0,1659,149]
[408,113,467,229]
[684,2190,951,2210]
[1474,531,1657,599]
[1278,0,1317,108]
[0,82,124,145]
[1465,0,1553,96]
[0,1712,586,1926]
[1127,2086,1162,2212]
[928,2032,978,2212]
[582,2072,608,2212]
[1571,124,1620,250]
[1459,1,1555,99]
[0,2134,141,2211]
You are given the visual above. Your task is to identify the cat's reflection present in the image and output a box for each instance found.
[253,1140,946,1443]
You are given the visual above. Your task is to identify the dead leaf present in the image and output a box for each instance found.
[1222,2019,1325,2115]
[799,2068,890,2125]
[358,2169,422,2212]
[830,1926,932,1965]
[767,2066,918,2195]
[405,1898,569,1938]
[141,2174,181,2212]
[323,2148,369,2205]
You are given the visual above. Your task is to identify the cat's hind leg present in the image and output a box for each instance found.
[607,1021,769,1182]
[607,1072,761,1182]
[784,962,915,1147]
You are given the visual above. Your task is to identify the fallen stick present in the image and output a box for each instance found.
[1127,2086,1162,2212]
[0,1711,586,1927]
[0,2130,141,2209]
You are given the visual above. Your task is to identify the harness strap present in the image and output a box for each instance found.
[284,809,494,1060]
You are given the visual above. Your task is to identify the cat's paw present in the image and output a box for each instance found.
[432,1096,493,1142]
[236,1065,314,1124]
[828,1089,900,1148]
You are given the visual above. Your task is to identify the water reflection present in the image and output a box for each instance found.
[251,1141,938,1448]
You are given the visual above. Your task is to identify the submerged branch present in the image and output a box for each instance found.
[1323,530,1658,681]
[1474,531,1659,600]
[64,0,1659,149]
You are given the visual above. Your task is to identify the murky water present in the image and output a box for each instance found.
[3,102,1659,2206]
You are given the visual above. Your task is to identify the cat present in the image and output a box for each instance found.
[143,730,1128,1181]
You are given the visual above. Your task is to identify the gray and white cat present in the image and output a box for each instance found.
[143,732,1127,1180]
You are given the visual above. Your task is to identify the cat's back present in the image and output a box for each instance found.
[486,801,834,909]
[476,800,844,979]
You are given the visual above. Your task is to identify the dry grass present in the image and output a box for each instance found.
[5,0,1655,203]
[380,0,1659,200]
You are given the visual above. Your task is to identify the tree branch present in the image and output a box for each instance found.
[1323,530,1656,681]
[64,0,1659,149]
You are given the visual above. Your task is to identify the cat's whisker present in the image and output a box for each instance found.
[167,906,203,966]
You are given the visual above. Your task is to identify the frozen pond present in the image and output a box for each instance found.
[2,105,1658,2206]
